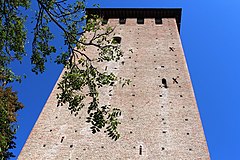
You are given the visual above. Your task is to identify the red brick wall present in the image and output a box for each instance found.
[19,18,210,159]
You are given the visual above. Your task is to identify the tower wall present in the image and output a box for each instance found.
[19,9,210,160]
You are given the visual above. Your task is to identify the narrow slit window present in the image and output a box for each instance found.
[162,78,168,88]
[139,145,142,155]
[60,136,64,143]
[119,18,126,24]
[155,18,162,24]
[137,18,144,24]
[112,36,121,44]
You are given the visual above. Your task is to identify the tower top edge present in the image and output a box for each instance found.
[86,8,182,30]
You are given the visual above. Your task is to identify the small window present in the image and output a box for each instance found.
[155,18,162,24]
[112,36,121,44]
[139,145,142,155]
[137,18,144,24]
[162,78,167,88]
[119,18,126,24]
[102,18,108,25]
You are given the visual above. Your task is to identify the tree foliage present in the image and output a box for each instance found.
[1,0,129,159]
[0,0,30,85]
[0,87,24,159]
[0,1,29,159]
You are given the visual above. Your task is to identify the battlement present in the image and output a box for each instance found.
[86,8,182,31]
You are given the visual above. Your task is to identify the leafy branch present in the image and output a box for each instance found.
[33,0,128,140]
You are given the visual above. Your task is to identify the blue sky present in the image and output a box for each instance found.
[10,0,240,159]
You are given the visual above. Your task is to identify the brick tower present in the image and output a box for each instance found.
[19,8,210,159]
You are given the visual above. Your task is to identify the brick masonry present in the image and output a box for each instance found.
[19,13,210,159]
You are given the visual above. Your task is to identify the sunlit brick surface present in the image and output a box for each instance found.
[19,15,210,160]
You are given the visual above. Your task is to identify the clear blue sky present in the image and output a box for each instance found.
[10,0,240,159]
